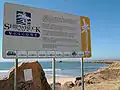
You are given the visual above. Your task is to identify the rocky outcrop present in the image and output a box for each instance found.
[74,62,120,85]
[0,61,51,90]
[63,81,74,88]
[61,81,74,90]
[50,82,62,90]
[0,78,9,90]
[47,62,120,90]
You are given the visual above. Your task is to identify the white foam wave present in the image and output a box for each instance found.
[44,69,62,72]
[0,69,62,73]
[46,73,70,78]
[0,70,9,73]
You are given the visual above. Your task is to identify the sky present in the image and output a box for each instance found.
[0,0,120,61]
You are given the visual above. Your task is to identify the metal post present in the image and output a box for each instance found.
[52,57,56,90]
[81,57,84,90]
[14,58,18,90]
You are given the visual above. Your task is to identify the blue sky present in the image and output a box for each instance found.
[0,0,120,60]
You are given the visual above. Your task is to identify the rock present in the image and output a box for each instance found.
[75,80,81,86]
[76,77,81,81]
[85,75,100,84]
[59,61,62,63]
[50,82,62,90]
[75,77,82,86]
[0,61,51,90]
[50,82,61,87]
[0,78,9,90]
[84,62,120,85]
[63,81,74,88]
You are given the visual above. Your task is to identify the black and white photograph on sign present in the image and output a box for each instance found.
[17,51,27,58]
[6,50,17,58]
[46,51,56,57]
[38,51,46,57]
[28,51,38,57]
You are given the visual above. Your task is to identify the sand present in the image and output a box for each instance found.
[47,77,75,85]
[48,77,120,90]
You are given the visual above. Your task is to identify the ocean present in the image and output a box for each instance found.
[0,61,109,78]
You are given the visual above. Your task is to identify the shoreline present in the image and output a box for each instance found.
[0,61,112,80]
[46,62,120,90]
[87,60,120,64]
[54,60,119,64]
[47,77,75,85]
[0,61,120,90]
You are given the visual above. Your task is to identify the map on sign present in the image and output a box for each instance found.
[2,2,91,59]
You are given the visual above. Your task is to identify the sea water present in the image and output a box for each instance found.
[0,61,109,78]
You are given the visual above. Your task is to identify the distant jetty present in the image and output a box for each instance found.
[56,60,120,64]
[85,60,120,64]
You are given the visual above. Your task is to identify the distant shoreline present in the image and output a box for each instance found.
[57,60,120,64]
[86,60,120,64]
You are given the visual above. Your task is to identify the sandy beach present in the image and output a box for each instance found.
[48,78,120,90]
[47,77,76,85]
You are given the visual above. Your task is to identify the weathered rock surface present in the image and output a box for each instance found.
[50,82,62,90]
[75,62,120,85]
[60,62,120,90]
[0,61,51,90]
[0,78,9,90]
[50,82,61,87]
[63,81,74,88]
[75,80,81,86]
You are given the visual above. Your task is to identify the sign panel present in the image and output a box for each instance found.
[80,16,91,58]
[3,2,91,58]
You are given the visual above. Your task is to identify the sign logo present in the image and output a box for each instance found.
[6,50,16,56]
[72,51,77,56]
[16,11,31,26]
[4,11,41,38]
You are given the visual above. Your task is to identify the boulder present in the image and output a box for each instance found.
[50,82,62,90]
[63,81,74,88]
[50,82,61,87]
[75,77,81,81]
[0,61,51,90]
[75,80,81,86]
[0,78,9,90]
[84,62,120,85]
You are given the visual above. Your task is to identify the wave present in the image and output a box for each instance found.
[0,70,73,78]
[0,69,62,73]
[0,70,9,73]
[46,74,70,78]
[0,70,9,77]
[44,69,62,72]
